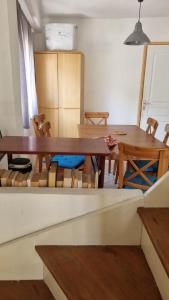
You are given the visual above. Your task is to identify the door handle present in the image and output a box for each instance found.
[142,100,151,110]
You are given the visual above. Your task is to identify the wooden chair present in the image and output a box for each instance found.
[83,112,109,173]
[37,121,85,172]
[84,112,109,125]
[32,113,46,137]
[114,122,169,184]
[36,121,51,171]
[118,142,169,191]
[112,117,159,179]
[146,117,159,137]
[163,124,169,145]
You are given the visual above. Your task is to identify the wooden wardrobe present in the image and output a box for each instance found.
[34,51,84,137]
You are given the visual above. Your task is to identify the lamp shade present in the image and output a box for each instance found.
[124,21,150,45]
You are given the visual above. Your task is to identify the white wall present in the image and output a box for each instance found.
[33,17,169,124]
[19,0,42,30]
[0,172,169,280]
[0,0,22,135]
[0,188,142,244]
[0,193,143,280]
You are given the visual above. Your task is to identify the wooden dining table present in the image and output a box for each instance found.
[78,124,168,149]
[0,136,111,188]
[78,124,169,178]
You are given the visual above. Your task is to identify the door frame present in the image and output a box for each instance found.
[137,42,169,126]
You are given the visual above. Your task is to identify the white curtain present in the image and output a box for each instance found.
[17,2,38,129]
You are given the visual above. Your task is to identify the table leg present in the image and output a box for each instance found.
[98,156,105,188]
[7,154,12,165]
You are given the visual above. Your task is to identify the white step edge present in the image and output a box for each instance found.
[43,265,68,300]
[141,227,169,300]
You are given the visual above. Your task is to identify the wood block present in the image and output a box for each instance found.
[39,171,48,187]
[56,172,64,187]
[1,170,12,187]
[14,173,23,187]
[31,173,40,187]
[48,162,58,188]
[82,174,88,188]
[0,169,8,186]
[21,173,30,187]
[72,169,78,188]
[91,174,96,188]
[11,171,19,187]
[77,170,83,188]
[0,169,6,178]
[18,173,25,187]
[7,171,17,187]
[27,172,33,187]
[63,169,72,188]
[87,174,92,189]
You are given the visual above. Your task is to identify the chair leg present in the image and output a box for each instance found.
[45,155,50,171]
[108,156,111,174]
[115,161,119,184]
[113,160,118,175]
[38,154,43,172]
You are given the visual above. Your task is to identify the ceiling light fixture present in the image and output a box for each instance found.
[124,0,151,46]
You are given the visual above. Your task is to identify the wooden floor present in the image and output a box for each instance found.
[0,280,55,300]
[138,207,169,277]
[36,245,162,300]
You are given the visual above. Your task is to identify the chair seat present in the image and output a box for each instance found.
[134,160,158,172]
[51,155,85,169]
[124,170,157,192]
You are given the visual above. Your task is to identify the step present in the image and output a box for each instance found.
[138,207,169,278]
[0,280,55,300]
[36,245,162,300]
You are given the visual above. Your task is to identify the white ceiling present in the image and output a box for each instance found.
[40,0,169,18]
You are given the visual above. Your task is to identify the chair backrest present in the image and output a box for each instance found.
[32,113,46,136]
[84,112,109,125]
[38,121,51,137]
[118,142,169,191]
[146,117,158,137]
[163,124,169,145]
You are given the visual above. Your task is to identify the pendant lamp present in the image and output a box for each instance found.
[124,0,150,45]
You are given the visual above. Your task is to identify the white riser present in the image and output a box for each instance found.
[141,227,169,300]
[44,265,68,300]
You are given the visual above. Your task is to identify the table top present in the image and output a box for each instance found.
[78,124,167,149]
[0,136,111,156]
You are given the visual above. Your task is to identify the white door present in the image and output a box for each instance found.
[140,45,169,141]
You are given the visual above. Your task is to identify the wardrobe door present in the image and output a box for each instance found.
[34,53,59,136]
[58,53,83,109]
[35,53,59,108]
[58,53,84,137]
[59,108,80,138]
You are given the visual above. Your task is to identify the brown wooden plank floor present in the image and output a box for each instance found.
[36,245,162,300]
[0,280,55,300]
[138,207,169,278]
